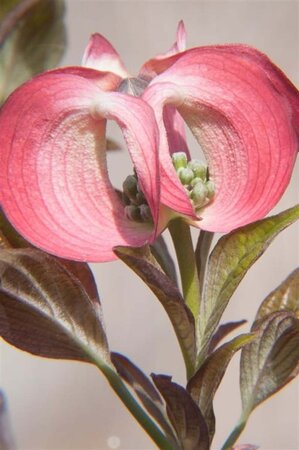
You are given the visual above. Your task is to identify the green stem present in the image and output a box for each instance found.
[92,358,175,450]
[221,420,247,450]
[169,219,201,324]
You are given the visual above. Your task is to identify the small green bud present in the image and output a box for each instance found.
[191,180,208,206]
[172,152,188,170]
[188,160,207,180]
[190,177,203,187]
[125,205,141,222]
[206,180,215,199]
[178,167,194,185]
[123,175,138,200]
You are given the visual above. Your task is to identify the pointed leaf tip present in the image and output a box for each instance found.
[188,334,255,440]
[152,374,210,450]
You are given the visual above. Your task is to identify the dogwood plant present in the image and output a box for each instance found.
[0,21,298,450]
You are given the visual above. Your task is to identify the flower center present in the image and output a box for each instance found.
[122,172,153,223]
[172,152,215,212]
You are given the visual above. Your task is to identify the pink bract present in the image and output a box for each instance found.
[0,22,298,261]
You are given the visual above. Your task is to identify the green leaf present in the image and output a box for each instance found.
[255,268,299,322]
[240,312,299,419]
[0,0,66,103]
[188,334,255,441]
[0,248,111,368]
[114,246,196,376]
[152,374,210,450]
[111,353,180,449]
[199,204,299,359]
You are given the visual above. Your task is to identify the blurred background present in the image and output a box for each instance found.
[0,0,298,449]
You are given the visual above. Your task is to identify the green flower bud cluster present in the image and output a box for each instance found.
[122,174,153,223]
[172,152,215,211]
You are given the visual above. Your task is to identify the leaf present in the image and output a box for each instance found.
[0,248,111,367]
[232,446,259,450]
[0,208,31,248]
[0,390,16,450]
[240,311,299,420]
[114,246,196,373]
[150,234,178,285]
[111,353,179,449]
[195,230,214,296]
[152,374,210,450]
[208,320,247,353]
[255,268,299,322]
[188,334,255,440]
[0,0,66,103]
[199,204,299,358]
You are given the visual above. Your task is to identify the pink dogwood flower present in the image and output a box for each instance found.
[0,22,298,261]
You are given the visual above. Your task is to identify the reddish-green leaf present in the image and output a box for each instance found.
[208,320,247,353]
[240,311,299,418]
[0,248,111,367]
[114,246,196,372]
[255,268,299,323]
[111,353,179,449]
[199,205,299,359]
[188,334,255,440]
[152,374,210,450]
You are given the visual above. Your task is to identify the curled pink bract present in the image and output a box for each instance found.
[0,70,160,261]
[143,45,299,231]
[0,22,298,261]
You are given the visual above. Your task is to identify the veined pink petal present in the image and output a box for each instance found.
[39,66,122,91]
[163,105,189,157]
[143,46,299,232]
[0,74,159,262]
[82,33,129,78]
[139,21,187,79]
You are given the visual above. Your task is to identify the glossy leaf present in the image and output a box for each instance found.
[111,353,179,449]
[240,311,299,419]
[114,246,196,372]
[0,248,111,367]
[255,268,299,322]
[188,334,255,440]
[152,374,210,450]
[0,0,66,103]
[199,204,299,358]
